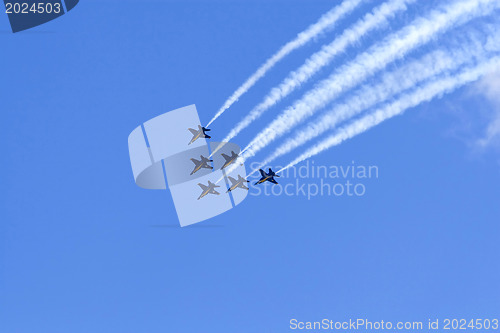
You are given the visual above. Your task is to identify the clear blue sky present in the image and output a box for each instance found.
[1,1,499,332]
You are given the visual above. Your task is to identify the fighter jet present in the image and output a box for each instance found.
[254,168,280,185]
[190,155,213,175]
[188,125,211,145]
[226,174,250,192]
[221,151,241,170]
[197,181,220,200]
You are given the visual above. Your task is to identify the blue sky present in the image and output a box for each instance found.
[1,1,499,332]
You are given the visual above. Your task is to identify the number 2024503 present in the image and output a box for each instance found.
[5,2,62,14]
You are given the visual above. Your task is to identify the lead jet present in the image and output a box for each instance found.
[197,181,220,200]
[190,154,213,175]
[226,174,250,192]
[221,151,241,170]
[254,168,280,185]
[188,125,211,145]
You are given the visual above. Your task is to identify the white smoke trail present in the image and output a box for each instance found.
[240,0,499,164]
[280,56,500,173]
[221,0,414,144]
[253,26,500,172]
[206,0,361,127]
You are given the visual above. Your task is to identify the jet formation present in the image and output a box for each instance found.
[188,125,279,200]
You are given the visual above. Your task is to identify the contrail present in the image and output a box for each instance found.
[221,0,413,144]
[206,0,361,127]
[279,56,500,173]
[240,0,499,164]
[253,26,500,172]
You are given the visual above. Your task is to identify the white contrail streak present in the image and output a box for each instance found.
[222,0,413,144]
[240,0,499,164]
[206,0,361,127]
[253,27,500,172]
[280,56,500,173]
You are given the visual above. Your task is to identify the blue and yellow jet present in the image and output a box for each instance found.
[220,151,240,170]
[226,175,250,192]
[197,181,220,200]
[188,125,211,145]
[190,155,213,175]
[255,168,280,185]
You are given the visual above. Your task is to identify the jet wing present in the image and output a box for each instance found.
[198,183,209,191]
[190,158,201,164]
[269,178,278,184]
[238,183,249,190]
[254,177,265,185]
[259,169,267,177]
[188,128,199,135]
[210,189,220,195]
[228,176,237,186]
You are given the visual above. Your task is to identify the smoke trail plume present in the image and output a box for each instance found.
[206,0,361,127]
[240,0,499,164]
[280,56,500,173]
[254,27,500,171]
[222,0,413,144]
